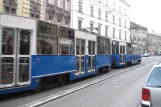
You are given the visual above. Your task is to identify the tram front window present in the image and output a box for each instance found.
[97,36,104,54]
[20,30,30,55]
[104,38,110,55]
[2,28,14,55]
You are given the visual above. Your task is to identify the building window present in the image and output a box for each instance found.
[65,0,70,10]
[113,28,115,38]
[58,0,63,8]
[35,15,39,19]
[113,15,115,24]
[125,9,126,15]
[98,0,102,3]
[78,20,82,30]
[113,2,115,10]
[90,23,93,32]
[30,13,39,19]
[30,14,34,18]
[125,31,127,40]
[119,30,121,39]
[119,18,121,26]
[106,0,108,6]
[11,8,16,14]
[5,7,9,13]
[105,26,108,37]
[48,0,54,5]
[78,1,82,13]
[98,24,101,35]
[98,9,101,19]
[119,6,121,13]
[105,12,108,22]
[125,20,127,28]
[32,0,40,3]
[4,6,16,14]
[90,6,94,17]
[58,19,61,23]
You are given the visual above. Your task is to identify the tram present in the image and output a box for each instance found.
[111,40,141,68]
[0,13,141,95]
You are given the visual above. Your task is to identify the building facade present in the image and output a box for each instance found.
[0,0,45,20]
[45,0,71,27]
[71,0,130,42]
[130,22,148,54]
[147,32,161,55]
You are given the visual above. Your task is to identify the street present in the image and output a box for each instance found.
[0,56,160,107]
[40,58,158,107]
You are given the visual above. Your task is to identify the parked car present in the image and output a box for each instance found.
[141,62,161,107]
[143,53,150,57]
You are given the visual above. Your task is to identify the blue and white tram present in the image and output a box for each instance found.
[111,40,142,68]
[111,40,127,67]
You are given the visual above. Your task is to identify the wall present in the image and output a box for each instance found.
[45,0,71,27]
[0,0,3,12]
[147,32,161,55]
[71,0,130,42]
[0,0,44,20]
[130,22,148,54]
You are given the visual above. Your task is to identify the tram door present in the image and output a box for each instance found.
[76,38,85,75]
[88,41,95,72]
[120,45,125,64]
[0,28,31,88]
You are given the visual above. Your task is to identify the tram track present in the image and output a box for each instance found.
[19,60,157,107]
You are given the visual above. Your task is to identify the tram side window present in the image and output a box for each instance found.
[123,46,125,54]
[97,36,104,54]
[131,47,134,54]
[112,43,116,54]
[104,38,110,55]
[116,42,119,54]
[97,36,110,55]
[59,27,75,55]
[120,46,123,54]
[134,47,138,54]
[126,43,132,54]
[37,22,58,55]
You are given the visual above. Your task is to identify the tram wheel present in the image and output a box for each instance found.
[57,75,66,86]
[35,79,43,92]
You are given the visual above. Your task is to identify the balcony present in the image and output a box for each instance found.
[30,0,41,16]
[3,0,17,14]
[46,3,71,26]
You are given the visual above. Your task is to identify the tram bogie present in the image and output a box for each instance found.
[0,13,142,95]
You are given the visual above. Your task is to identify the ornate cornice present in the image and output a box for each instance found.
[46,3,71,23]
[119,0,131,7]
[3,0,17,9]
[30,0,41,15]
